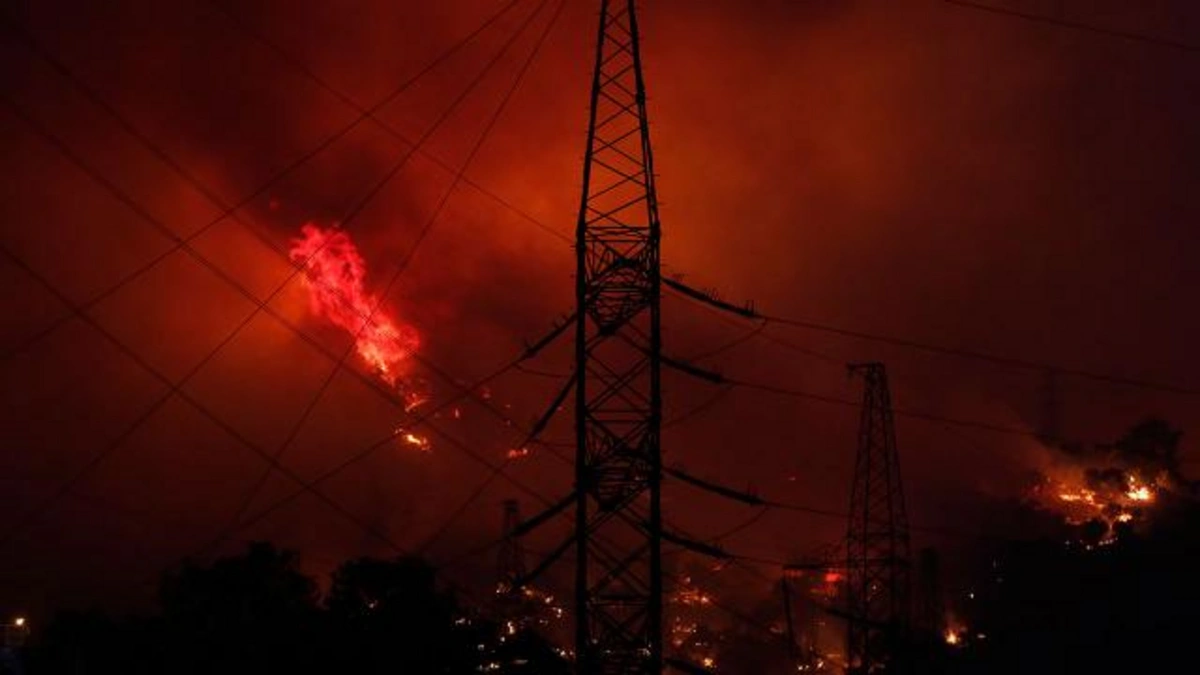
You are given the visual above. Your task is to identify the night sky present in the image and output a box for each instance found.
[2,0,1198,628]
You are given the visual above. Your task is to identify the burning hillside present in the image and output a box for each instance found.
[289,224,429,448]
[1026,419,1190,544]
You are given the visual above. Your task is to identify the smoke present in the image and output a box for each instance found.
[2,0,1199,633]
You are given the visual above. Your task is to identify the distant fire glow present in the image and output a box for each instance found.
[669,576,719,667]
[290,223,420,392]
[1030,464,1164,543]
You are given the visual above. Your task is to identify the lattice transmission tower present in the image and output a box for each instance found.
[573,0,664,672]
[497,498,527,595]
[845,363,911,674]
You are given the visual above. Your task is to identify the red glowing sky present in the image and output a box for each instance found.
[1,0,1198,618]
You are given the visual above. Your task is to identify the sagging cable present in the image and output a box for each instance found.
[661,529,728,559]
[664,276,757,318]
[512,491,575,538]
[666,465,763,506]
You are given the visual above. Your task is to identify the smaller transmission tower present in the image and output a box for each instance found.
[497,499,527,595]
[845,363,911,674]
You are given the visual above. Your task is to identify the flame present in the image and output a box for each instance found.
[1126,485,1153,502]
[394,428,431,452]
[1031,466,1162,543]
[289,224,420,391]
[944,629,962,646]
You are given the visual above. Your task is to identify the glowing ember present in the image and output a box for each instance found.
[394,428,431,452]
[674,584,714,607]
[506,448,530,460]
[494,583,564,628]
[289,224,420,391]
[668,576,720,666]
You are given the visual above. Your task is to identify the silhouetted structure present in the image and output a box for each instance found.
[846,363,911,674]
[572,0,665,672]
[497,499,526,594]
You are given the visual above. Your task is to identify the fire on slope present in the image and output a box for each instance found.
[1023,419,1196,544]
[1025,419,1188,545]
[289,224,429,447]
[1029,466,1163,544]
[669,576,721,671]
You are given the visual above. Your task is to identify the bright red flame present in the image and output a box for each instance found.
[289,224,420,389]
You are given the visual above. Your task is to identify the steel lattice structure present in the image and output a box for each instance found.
[573,0,664,672]
[497,499,527,593]
[846,363,911,674]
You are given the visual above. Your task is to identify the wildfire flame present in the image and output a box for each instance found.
[290,224,428,451]
[289,224,420,391]
[1031,466,1163,543]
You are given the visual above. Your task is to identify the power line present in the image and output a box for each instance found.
[683,318,767,362]
[216,4,572,557]
[663,385,735,430]
[186,0,1200,406]
[198,0,575,247]
[0,56,518,558]
[0,242,405,556]
[1,0,573,462]
[212,0,559,551]
[0,0,525,364]
[0,5,885,657]
[943,0,1200,53]
[662,272,1198,399]
[3,0,568,436]
[725,374,1044,438]
[212,0,1200,415]
[9,0,1166,648]
[711,505,770,542]
[0,11,569,569]
[759,311,1200,397]
[363,0,570,559]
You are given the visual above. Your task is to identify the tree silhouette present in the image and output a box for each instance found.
[157,542,322,674]
[325,555,476,673]
[25,543,570,674]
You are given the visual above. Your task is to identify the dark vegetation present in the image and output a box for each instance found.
[19,543,568,675]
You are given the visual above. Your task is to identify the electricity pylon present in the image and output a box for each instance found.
[846,363,911,674]
[573,0,664,672]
